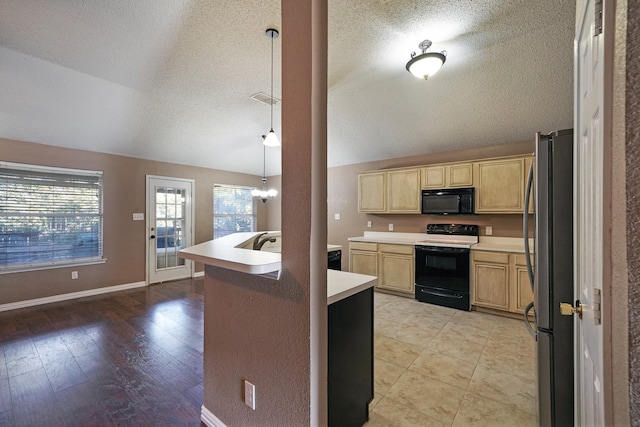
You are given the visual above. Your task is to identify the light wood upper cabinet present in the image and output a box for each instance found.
[358,172,386,212]
[387,168,421,213]
[475,156,531,213]
[422,162,473,189]
[358,168,420,213]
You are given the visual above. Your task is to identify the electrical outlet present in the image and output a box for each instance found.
[367,221,372,228]
[486,226,493,236]
[244,380,256,410]
[334,213,340,220]
[71,271,78,279]
[388,224,393,231]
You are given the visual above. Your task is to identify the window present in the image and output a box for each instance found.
[0,161,103,272]
[213,185,256,239]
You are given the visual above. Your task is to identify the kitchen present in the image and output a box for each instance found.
[0,0,634,426]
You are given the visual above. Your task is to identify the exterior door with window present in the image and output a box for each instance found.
[146,176,194,284]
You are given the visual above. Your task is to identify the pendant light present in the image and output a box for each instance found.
[406,39,447,80]
[263,28,280,147]
[251,143,278,203]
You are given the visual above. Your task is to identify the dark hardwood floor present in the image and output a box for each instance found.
[0,278,204,427]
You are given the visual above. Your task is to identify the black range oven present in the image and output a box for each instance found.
[414,224,478,311]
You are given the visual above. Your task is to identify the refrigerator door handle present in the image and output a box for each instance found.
[523,152,535,293]
[524,301,537,339]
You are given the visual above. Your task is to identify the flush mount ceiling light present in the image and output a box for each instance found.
[263,28,280,147]
[406,39,447,80]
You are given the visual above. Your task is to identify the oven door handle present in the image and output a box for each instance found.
[418,288,464,299]
[415,246,469,254]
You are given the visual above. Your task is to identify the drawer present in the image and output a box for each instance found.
[379,244,414,255]
[514,253,534,266]
[349,242,378,252]
[472,251,509,264]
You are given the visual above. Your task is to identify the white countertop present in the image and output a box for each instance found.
[472,236,534,253]
[180,232,372,304]
[327,269,377,305]
[348,231,430,245]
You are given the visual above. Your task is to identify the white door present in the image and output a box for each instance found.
[146,176,194,284]
[574,0,605,424]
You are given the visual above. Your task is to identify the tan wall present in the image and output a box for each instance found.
[326,139,535,270]
[0,137,264,305]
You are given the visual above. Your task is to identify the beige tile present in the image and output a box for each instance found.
[386,370,466,425]
[374,335,423,368]
[376,303,415,323]
[369,392,384,411]
[467,365,537,415]
[374,358,406,395]
[388,320,441,348]
[452,391,538,427]
[402,310,454,330]
[374,291,396,307]
[366,397,448,427]
[440,320,491,340]
[484,332,535,359]
[408,349,477,389]
[449,309,498,331]
[490,316,531,337]
[428,328,486,363]
[478,343,536,382]
[375,315,399,338]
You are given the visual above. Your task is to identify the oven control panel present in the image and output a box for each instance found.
[426,223,478,236]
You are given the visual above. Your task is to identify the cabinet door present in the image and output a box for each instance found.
[387,168,421,213]
[358,172,386,212]
[475,157,526,213]
[349,250,378,279]
[379,253,414,294]
[512,254,534,314]
[447,163,473,187]
[472,251,510,310]
[421,165,445,189]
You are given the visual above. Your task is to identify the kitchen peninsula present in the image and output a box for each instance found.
[179,232,376,427]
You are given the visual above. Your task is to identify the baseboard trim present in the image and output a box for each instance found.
[0,281,147,312]
[201,406,227,427]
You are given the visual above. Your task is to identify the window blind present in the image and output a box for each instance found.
[0,161,103,271]
[213,184,256,239]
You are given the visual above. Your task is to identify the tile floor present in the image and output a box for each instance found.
[366,291,538,427]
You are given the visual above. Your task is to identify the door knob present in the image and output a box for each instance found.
[150,235,156,239]
[560,301,582,319]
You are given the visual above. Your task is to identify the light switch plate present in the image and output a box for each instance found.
[334,213,340,220]
[133,213,144,221]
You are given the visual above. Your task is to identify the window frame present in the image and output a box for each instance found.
[0,161,106,274]
[213,184,257,239]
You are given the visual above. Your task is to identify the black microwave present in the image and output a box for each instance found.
[421,187,475,215]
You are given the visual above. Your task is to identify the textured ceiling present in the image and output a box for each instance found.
[0,0,576,176]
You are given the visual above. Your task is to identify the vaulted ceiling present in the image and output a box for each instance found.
[0,0,575,176]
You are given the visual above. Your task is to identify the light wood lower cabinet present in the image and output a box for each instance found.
[349,242,414,296]
[378,244,414,294]
[472,250,534,315]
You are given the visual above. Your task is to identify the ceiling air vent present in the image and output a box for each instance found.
[251,92,281,106]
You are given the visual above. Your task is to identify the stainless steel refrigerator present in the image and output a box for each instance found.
[523,129,574,427]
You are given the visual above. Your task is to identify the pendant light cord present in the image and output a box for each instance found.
[270,32,274,131]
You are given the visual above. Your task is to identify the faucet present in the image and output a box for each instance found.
[253,233,277,250]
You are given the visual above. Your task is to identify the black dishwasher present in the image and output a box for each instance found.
[328,250,342,271]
